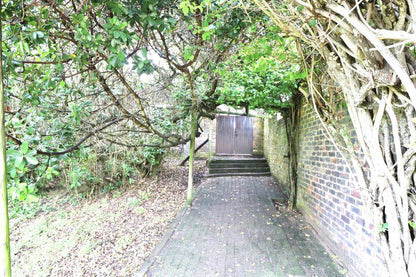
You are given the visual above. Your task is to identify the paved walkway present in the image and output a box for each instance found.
[139,176,342,277]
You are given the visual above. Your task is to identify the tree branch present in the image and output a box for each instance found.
[7,118,125,156]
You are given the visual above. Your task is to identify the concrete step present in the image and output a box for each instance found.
[209,167,270,174]
[209,158,267,164]
[209,162,269,168]
[207,156,271,177]
[205,172,272,178]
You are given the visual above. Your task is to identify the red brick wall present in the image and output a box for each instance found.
[264,100,388,276]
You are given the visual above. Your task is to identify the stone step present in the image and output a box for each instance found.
[205,172,271,178]
[207,156,271,178]
[209,162,269,168]
[209,158,267,164]
[209,167,270,174]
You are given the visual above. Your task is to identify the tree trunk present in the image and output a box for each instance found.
[0,0,12,274]
[285,93,301,210]
[186,109,197,205]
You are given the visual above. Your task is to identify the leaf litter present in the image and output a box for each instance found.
[9,157,207,276]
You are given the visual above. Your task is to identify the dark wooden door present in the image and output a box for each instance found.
[216,115,253,154]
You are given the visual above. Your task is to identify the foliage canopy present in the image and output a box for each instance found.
[1,0,262,206]
[217,26,305,113]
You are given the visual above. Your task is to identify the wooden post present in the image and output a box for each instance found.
[0,0,12,274]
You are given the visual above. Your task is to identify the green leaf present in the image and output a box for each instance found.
[32,31,45,40]
[9,168,17,178]
[296,6,305,12]
[21,141,29,154]
[202,32,211,41]
[27,127,35,135]
[380,222,389,232]
[15,157,26,171]
[309,19,317,27]
[114,31,121,39]
[6,149,22,159]
[25,155,39,165]
[141,48,148,57]
[117,52,125,62]
[278,54,287,61]
[148,17,155,27]
[26,194,39,202]
[19,193,27,201]
[109,55,119,67]
[184,51,194,61]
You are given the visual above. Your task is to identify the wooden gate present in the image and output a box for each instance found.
[216,115,253,155]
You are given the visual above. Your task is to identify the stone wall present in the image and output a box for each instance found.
[264,100,388,277]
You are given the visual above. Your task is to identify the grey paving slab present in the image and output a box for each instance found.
[139,176,343,277]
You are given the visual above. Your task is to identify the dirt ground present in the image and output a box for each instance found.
[9,157,207,277]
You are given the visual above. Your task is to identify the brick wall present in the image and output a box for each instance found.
[263,114,290,194]
[264,100,388,276]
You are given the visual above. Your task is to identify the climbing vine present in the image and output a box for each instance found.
[252,0,416,275]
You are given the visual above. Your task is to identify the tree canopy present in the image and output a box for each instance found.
[4,0,416,275]
[216,25,305,113]
[2,0,262,202]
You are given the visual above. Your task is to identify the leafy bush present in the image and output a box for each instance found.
[6,141,60,202]
[60,145,165,195]
[6,135,166,219]
[139,146,165,175]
